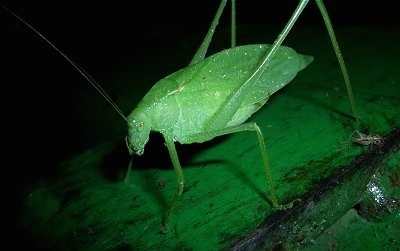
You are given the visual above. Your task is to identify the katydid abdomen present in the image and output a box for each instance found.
[127,44,312,153]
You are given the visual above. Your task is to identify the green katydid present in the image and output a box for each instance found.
[4,0,360,233]
[125,0,359,232]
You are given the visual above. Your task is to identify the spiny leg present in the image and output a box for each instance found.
[189,0,237,66]
[315,0,360,126]
[210,0,361,129]
[205,0,359,132]
[189,0,228,65]
[205,0,310,131]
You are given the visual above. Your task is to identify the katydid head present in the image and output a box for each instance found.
[126,107,151,156]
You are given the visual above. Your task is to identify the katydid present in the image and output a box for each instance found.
[3,0,360,233]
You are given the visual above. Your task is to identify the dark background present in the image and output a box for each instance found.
[0,0,398,249]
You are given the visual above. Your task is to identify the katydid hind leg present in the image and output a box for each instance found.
[315,0,360,126]
[189,0,228,66]
[206,0,359,130]
[204,0,310,131]
[189,0,237,66]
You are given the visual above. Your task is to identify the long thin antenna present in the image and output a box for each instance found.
[2,4,127,121]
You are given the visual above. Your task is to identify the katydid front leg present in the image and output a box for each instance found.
[162,133,184,233]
